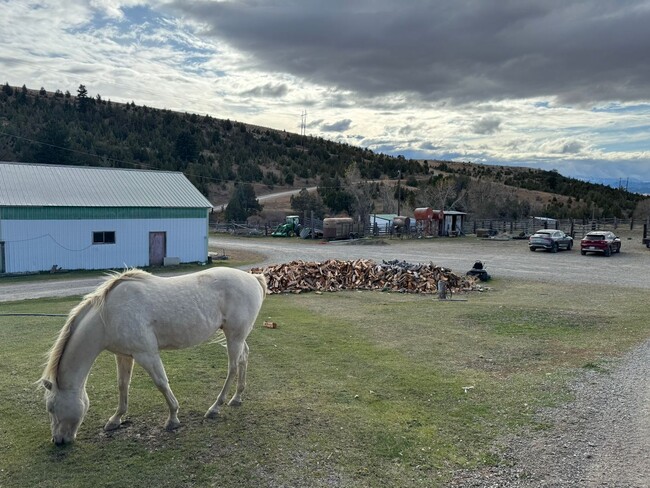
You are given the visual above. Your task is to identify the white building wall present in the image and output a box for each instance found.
[1,218,208,273]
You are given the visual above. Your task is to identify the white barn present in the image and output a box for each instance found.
[0,162,213,274]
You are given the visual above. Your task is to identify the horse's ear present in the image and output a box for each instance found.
[42,379,53,391]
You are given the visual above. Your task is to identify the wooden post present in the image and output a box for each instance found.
[396,170,401,217]
[437,281,448,299]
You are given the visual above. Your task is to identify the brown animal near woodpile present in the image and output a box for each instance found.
[250,259,479,295]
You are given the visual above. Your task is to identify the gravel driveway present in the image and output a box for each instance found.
[1,235,648,486]
[221,235,650,288]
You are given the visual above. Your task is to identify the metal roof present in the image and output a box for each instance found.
[0,162,213,208]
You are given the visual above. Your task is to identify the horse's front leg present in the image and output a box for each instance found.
[104,354,134,431]
[134,352,181,430]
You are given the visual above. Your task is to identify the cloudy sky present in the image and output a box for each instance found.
[2,0,650,182]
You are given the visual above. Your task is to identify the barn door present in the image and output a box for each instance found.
[149,232,166,266]
[0,242,5,274]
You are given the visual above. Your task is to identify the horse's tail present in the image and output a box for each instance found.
[253,273,268,297]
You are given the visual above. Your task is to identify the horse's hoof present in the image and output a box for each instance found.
[204,410,219,419]
[228,399,242,407]
[104,420,121,431]
[165,419,181,431]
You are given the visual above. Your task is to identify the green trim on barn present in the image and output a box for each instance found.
[0,206,210,220]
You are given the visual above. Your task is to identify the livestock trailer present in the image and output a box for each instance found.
[322,217,363,240]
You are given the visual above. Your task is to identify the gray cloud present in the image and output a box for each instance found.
[61,64,104,75]
[0,56,24,68]
[398,125,417,136]
[321,118,352,132]
[472,116,502,135]
[168,0,650,105]
[306,118,324,129]
[560,141,584,154]
[420,141,444,151]
[240,82,288,98]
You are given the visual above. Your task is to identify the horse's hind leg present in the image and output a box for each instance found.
[205,337,245,418]
[105,354,134,431]
[228,341,249,407]
[134,352,181,430]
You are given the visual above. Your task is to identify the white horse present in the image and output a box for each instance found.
[40,267,267,445]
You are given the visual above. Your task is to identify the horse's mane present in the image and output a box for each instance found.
[41,268,152,385]
[253,273,268,297]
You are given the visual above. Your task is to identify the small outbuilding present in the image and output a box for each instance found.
[532,216,558,230]
[440,210,467,236]
[0,162,213,274]
[370,214,396,235]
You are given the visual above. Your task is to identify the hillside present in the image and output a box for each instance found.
[428,161,647,220]
[1,83,646,221]
[0,83,426,199]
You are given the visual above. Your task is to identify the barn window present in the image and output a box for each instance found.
[93,231,116,244]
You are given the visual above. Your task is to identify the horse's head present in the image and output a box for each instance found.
[42,379,89,445]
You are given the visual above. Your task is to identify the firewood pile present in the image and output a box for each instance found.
[250,259,478,294]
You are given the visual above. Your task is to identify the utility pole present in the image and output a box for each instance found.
[397,170,401,216]
[300,110,307,146]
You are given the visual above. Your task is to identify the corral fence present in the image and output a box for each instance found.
[211,217,648,240]
[211,219,414,239]
[467,217,642,238]
[211,215,325,238]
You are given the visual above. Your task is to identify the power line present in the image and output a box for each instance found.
[0,130,154,171]
[0,313,67,317]
[300,109,307,146]
[0,129,226,186]
[0,129,371,191]
[1,94,402,196]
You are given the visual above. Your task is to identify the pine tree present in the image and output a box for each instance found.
[224,183,263,221]
[290,188,325,219]
[76,84,89,112]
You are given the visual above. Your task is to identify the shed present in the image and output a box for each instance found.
[0,162,213,273]
[532,216,558,229]
[369,214,397,235]
[440,210,467,236]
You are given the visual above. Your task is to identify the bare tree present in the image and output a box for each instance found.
[344,162,374,226]
[465,180,503,218]
[427,176,466,211]
[633,198,650,220]
[378,183,397,213]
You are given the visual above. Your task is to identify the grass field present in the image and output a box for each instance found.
[1,277,649,487]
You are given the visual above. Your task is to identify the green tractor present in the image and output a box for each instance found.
[272,215,301,237]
